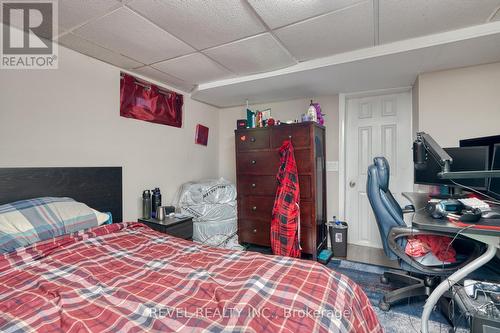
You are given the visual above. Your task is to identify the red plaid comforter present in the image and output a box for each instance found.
[0,222,381,333]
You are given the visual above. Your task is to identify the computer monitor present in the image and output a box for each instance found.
[460,135,500,163]
[488,144,500,199]
[414,146,489,190]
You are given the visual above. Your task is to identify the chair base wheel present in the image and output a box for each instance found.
[380,275,389,284]
[378,299,390,311]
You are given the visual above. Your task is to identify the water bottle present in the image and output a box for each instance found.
[142,190,151,219]
[151,188,162,219]
[333,215,341,226]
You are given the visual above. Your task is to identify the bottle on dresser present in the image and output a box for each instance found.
[142,190,152,219]
[151,188,162,219]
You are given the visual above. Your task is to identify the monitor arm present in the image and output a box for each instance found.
[415,132,453,173]
[414,132,500,180]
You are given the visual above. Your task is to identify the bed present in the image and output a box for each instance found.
[0,168,381,333]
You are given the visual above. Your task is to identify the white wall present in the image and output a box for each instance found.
[416,62,500,147]
[218,96,340,220]
[0,45,219,220]
[5,44,495,226]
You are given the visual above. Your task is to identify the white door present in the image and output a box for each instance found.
[345,91,413,248]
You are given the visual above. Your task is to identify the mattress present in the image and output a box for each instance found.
[0,222,381,332]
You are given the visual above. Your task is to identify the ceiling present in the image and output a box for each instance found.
[21,1,500,105]
[193,26,500,106]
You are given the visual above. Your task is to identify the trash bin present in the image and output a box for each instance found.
[329,221,348,257]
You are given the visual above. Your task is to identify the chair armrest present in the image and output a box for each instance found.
[387,226,483,275]
[402,205,415,214]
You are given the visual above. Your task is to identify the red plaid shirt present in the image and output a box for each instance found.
[271,140,301,257]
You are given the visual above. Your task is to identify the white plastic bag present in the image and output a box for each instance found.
[179,203,236,222]
[174,178,241,250]
[174,178,236,206]
[193,219,236,243]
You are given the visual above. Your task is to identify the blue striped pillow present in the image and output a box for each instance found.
[0,197,99,254]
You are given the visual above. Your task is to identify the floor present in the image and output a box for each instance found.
[342,244,400,269]
[246,243,400,269]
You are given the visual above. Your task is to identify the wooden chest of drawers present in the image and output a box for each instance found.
[235,122,327,259]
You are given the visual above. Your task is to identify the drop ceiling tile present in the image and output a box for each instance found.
[203,33,296,75]
[275,2,374,61]
[73,7,194,64]
[247,0,364,29]
[58,33,143,69]
[153,53,234,84]
[133,66,194,93]
[420,33,500,74]
[379,0,500,44]
[127,0,266,49]
[58,0,122,32]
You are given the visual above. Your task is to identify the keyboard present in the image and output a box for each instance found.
[458,197,490,212]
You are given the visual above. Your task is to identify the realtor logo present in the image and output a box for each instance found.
[1,0,58,69]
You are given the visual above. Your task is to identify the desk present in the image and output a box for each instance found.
[403,192,500,333]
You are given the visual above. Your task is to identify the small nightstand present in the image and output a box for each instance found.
[138,216,193,240]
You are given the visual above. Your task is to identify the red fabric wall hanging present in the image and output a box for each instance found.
[195,124,209,146]
[120,73,183,128]
[271,140,301,258]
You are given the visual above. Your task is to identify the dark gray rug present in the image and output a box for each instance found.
[327,259,467,333]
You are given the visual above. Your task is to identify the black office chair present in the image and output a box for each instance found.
[366,157,482,310]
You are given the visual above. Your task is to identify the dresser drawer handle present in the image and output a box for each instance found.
[250,137,256,142]
[251,183,256,188]
[252,206,257,211]
[253,229,257,233]
[288,135,292,139]
[251,160,256,165]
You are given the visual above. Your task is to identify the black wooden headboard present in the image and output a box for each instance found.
[0,167,122,222]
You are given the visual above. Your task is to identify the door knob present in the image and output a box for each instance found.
[252,206,257,211]
[349,181,356,188]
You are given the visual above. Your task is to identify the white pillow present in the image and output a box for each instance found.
[91,209,111,225]
[0,197,100,253]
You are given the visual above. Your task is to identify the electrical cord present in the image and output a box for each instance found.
[443,224,478,260]
[484,200,500,207]
[449,179,500,205]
